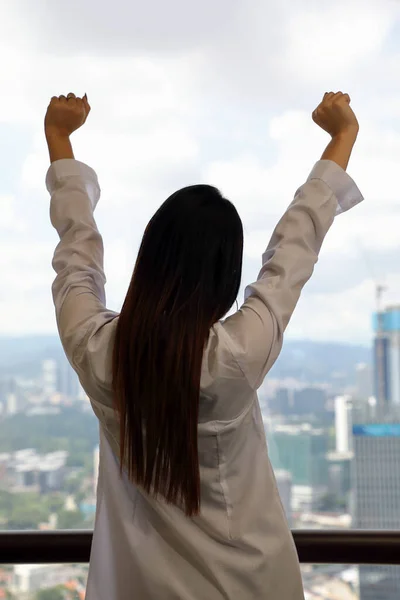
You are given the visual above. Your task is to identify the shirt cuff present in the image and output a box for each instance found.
[307,159,364,215]
[45,159,101,210]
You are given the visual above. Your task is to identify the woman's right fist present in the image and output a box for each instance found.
[312,92,359,138]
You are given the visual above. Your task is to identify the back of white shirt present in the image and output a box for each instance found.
[46,158,363,599]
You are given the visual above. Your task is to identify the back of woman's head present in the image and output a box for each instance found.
[112,184,243,516]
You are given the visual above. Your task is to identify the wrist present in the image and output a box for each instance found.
[321,129,358,171]
[45,127,71,142]
[45,130,74,163]
[333,127,359,143]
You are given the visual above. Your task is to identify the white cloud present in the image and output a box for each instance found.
[1,0,400,345]
[289,270,400,344]
[284,1,395,81]
[288,278,377,343]
[0,196,26,233]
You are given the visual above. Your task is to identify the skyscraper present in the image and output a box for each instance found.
[269,424,329,511]
[352,422,400,599]
[355,363,373,400]
[57,356,80,401]
[42,359,57,398]
[334,395,352,454]
[373,306,400,405]
[352,305,400,598]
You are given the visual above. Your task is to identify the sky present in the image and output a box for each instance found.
[1,0,400,344]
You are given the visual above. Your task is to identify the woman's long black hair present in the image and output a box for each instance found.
[112,184,243,515]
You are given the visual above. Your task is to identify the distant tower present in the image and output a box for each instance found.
[355,363,373,400]
[373,302,400,407]
[374,284,387,406]
[335,395,352,454]
[42,360,57,398]
[353,422,400,598]
[6,393,18,416]
[57,356,80,400]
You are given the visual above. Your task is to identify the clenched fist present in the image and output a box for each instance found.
[312,92,359,138]
[45,93,91,138]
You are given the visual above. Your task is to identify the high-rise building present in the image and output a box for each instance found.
[269,386,327,418]
[326,452,352,503]
[352,421,400,599]
[373,306,400,405]
[42,359,57,398]
[57,356,80,400]
[335,395,352,454]
[0,378,16,403]
[353,306,400,598]
[6,393,19,416]
[10,564,78,596]
[269,424,329,511]
[269,388,291,415]
[355,363,373,400]
[292,387,327,416]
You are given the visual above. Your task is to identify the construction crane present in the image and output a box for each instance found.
[357,240,387,406]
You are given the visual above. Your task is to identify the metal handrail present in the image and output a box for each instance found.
[0,530,399,565]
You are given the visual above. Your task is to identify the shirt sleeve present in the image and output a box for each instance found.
[47,159,118,385]
[220,159,364,390]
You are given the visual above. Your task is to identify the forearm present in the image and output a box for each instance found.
[320,129,358,171]
[45,131,74,163]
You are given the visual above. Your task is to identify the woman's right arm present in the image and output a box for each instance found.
[220,92,363,390]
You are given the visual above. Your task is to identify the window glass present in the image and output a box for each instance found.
[0,2,399,563]
[5,563,395,599]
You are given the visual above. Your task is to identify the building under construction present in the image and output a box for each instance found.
[373,304,400,406]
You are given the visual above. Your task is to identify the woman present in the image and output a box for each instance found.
[44,91,363,600]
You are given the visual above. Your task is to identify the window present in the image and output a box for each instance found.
[4,563,394,598]
[6,564,88,599]
[0,1,399,597]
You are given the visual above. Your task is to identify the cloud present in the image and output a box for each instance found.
[289,271,400,344]
[1,0,400,345]
[5,0,238,55]
[283,2,395,82]
[0,240,55,334]
[0,196,26,233]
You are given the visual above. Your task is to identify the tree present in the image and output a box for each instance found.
[64,472,84,496]
[48,494,65,514]
[318,492,341,512]
[8,504,48,530]
[35,587,65,600]
[0,407,98,456]
[57,509,86,530]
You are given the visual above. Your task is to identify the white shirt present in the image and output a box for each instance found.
[47,158,363,600]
